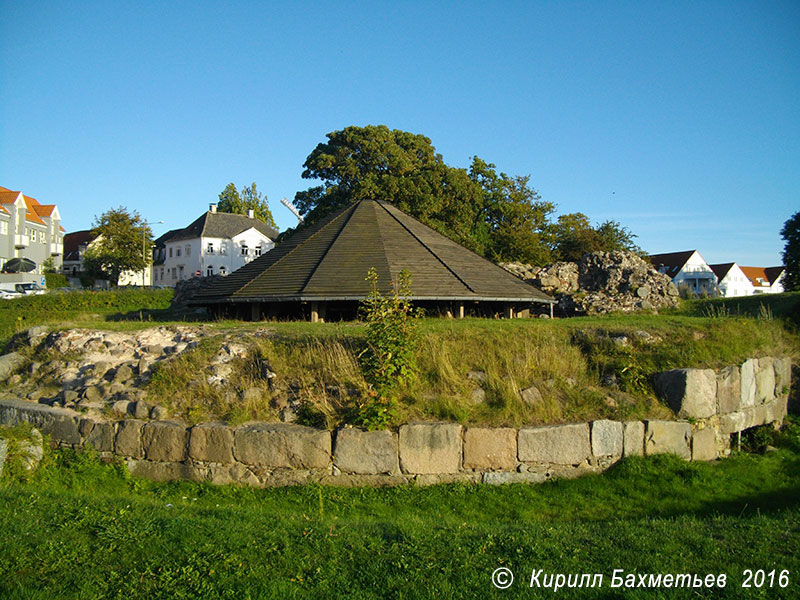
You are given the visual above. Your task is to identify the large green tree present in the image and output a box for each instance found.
[83,207,153,286]
[550,213,642,262]
[780,210,800,291]
[295,125,555,261]
[218,182,277,228]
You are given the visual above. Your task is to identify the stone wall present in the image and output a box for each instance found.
[0,356,790,487]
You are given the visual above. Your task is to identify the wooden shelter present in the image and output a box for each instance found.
[190,199,554,320]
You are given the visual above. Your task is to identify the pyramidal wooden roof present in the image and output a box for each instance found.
[192,199,554,304]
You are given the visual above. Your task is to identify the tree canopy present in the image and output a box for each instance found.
[294,124,641,266]
[780,210,800,291]
[218,182,277,228]
[83,207,153,286]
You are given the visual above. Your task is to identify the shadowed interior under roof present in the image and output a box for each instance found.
[191,199,553,306]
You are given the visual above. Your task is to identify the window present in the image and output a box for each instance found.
[207,242,214,254]
[207,266,213,277]
[220,242,227,255]
[185,244,191,256]
[241,243,248,256]
[40,231,46,243]
[172,268,177,279]
[178,266,184,279]
[169,247,173,258]
[0,221,7,234]
[176,248,181,257]
[219,266,226,276]
[255,245,262,257]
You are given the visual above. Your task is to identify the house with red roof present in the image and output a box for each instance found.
[740,266,785,295]
[0,185,64,274]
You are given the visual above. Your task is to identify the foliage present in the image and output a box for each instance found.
[356,268,420,428]
[217,182,277,228]
[551,212,642,262]
[82,207,153,286]
[44,273,69,288]
[781,210,800,291]
[468,157,554,265]
[41,257,56,274]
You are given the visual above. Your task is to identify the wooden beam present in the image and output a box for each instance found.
[311,302,319,323]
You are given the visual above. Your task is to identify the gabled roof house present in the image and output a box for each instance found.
[709,262,753,297]
[740,266,785,294]
[191,199,555,321]
[153,204,278,286]
[649,250,718,295]
[0,185,64,274]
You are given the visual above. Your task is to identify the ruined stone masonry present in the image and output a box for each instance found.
[0,356,789,487]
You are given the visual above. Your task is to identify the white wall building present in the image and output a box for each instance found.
[62,230,152,286]
[649,250,718,296]
[153,204,278,286]
[741,266,785,294]
[710,263,753,297]
[0,185,63,274]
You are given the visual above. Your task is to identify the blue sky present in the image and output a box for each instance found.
[1,0,797,266]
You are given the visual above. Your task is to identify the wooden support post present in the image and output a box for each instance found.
[457,303,465,319]
[250,303,261,321]
[550,303,554,319]
[311,302,319,323]
[504,305,514,319]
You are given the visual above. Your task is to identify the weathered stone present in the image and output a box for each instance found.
[63,390,80,405]
[469,388,486,405]
[321,473,412,488]
[206,463,260,486]
[83,385,105,403]
[114,364,134,383]
[115,420,144,458]
[519,385,543,405]
[413,472,482,486]
[740,359,757,408]
[590,420,623,457]
[466,370,487,383]
[518,423,591,465]
[0,352,26,382]
[234,424,331,469]
[137,357,151,375]
[623,421,645,457]
[399,423,462,474]
[150,405,169,420]
[86,421,115,452]
[132,400,150,420]
[110,401,130,417]
[463,427,517,471]
[142,421,188,462]
[127,460,201,482]
[773,357,791,398]
[482,471,548,485]
[716,366,741,414]
[755,358,775,404]
[0,438,7,477]
[692,427,717,461]
[189,423,235,464]
[78,418,94,437]
[720,411,746,435]
[334,428,398,474]
[644,421,691,459]
[51,415,81,445]
[654,369,716,419]
[241,387,265,404]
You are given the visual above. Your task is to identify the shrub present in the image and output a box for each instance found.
[356,268,420,428]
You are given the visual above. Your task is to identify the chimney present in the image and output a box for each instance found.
[209,203,217,213]
[247,208,255,219]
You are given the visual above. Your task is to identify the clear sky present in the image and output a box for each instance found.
[1,1,797,266]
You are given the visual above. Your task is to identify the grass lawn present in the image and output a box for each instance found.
[1,421,799,599]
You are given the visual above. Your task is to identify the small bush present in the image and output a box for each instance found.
[356,268,420,429]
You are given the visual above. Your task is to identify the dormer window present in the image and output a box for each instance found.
[241,243,248,256]
[207,242,214,254]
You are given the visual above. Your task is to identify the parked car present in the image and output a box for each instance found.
[0,289,23,299]
[14,283,47,295]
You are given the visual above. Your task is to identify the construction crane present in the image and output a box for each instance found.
[280,197,304,224]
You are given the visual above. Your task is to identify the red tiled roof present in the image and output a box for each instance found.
[741,266,784,288]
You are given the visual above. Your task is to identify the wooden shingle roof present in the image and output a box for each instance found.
[192,199,554,304]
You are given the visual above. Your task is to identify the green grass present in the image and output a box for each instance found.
[1,420,799,599]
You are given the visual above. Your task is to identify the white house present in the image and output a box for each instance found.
[62,230,152,286]
[740,266,785,294]
[649,250,718,296]
[0,185,63,274]
[153,204,278,286]
[709,263,753,297]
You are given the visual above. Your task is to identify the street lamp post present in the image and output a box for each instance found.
[142,220,164,287]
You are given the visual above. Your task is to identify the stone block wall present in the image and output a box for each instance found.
[0,356,791,488]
